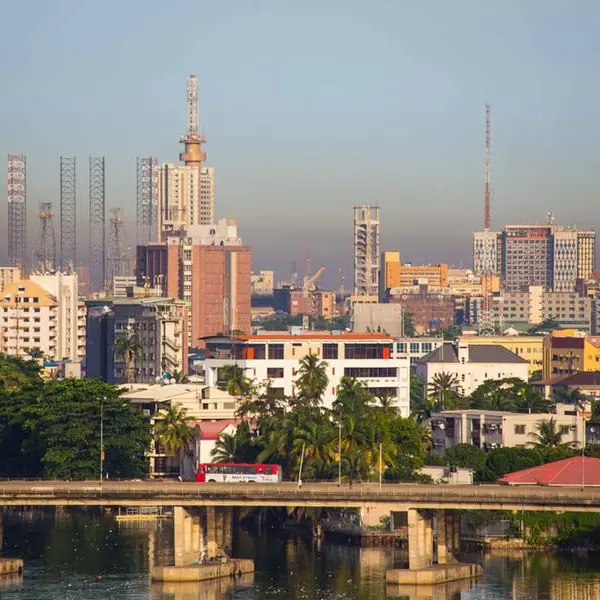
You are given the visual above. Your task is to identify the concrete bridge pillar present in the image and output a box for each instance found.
[206,506,218,560]
[223,508,233,554]
[407,509,433,570]
[173,507,205,566]
[436,510,460,564]
[215,508,225,552]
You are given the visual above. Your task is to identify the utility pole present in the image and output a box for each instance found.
[338,414,342,486]
[100,397,105,483]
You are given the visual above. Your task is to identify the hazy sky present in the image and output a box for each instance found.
[2,1,600,287]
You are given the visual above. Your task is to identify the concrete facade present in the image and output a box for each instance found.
[354,205,380,297]
[0,274,85,362]
[157,164,215,242]
[431,404,584,454]
[204,332,411,415]
[86,297,189,385]
[352,302,403,337]
[0,267,20,295]
[416,340,529,397]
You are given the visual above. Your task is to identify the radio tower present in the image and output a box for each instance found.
[136,157,158,246]
[107,208,132,289]
[89,156,106,294]
[179,74,206,167]
[34,203,57,274]
[60,156,76,270]
[7,154,27,269]
[478,104,495,336]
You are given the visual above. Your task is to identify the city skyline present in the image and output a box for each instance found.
[2,1,600,286]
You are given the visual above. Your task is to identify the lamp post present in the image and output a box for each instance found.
[338,410,343,486]
[100,396,105,483]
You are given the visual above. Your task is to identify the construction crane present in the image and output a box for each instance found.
[303,266,326,292]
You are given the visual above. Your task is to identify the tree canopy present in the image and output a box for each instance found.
[0,355,151,479]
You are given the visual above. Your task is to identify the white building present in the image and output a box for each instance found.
[0,273,85,361]
[431,404,584,455]
[394,337,444,366]
[354,205,380,297]
[415,340,528,396]
[204,332,411,416]
[157,164,215,241]
[113,275,138,297]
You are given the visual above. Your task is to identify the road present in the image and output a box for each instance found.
[0,480,598,511]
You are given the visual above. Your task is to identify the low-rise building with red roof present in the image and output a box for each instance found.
[499,456,600,487]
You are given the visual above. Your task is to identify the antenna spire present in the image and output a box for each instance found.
[484,104,491,230]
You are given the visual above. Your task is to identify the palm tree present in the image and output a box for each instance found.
[528,417,572,448]
[554,387,588,412]
[154,404,196,476]
[427,372,462,410]
[170,370,189,384]
[219,365,253,398]
[114,334,140,385]
[295,354,329,406]
[212,432,238,463]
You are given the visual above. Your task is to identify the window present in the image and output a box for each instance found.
[323,343,338,359]
[267,367,284,379]
[514,425,526,435]
[559,425,570,435]
[268,344,284,359]
[344,343,392,359]
[344,367,397,378]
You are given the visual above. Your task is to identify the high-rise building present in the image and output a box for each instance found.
[156,164,214,242]
[0,273,85,361]
[473,221,596,292]
[86,296,189,385]
[354,205,380,297]
[137,218,251,346]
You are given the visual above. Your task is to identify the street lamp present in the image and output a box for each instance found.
[100,396,106,483]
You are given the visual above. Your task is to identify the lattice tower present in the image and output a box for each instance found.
[7,154,27,269]
[136,157,158,246]
[34,203,56,274]
[60,156,76,270]
[89,156,106,294]
[108,208,133,285]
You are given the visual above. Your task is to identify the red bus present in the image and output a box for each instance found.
[195,463,282,483]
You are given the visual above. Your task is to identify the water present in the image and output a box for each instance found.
[1,510,600,599]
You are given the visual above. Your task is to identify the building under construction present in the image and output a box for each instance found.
[354,205,380,297]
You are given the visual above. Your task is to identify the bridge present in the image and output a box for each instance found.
[0,481,599,512]
[2,481,599,572]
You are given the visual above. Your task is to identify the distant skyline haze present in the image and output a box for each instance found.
[2,1,600,286]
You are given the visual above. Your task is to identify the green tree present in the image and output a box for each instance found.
[23,379,149,479]
[528,417,573,449]
[114,334,140,385]
[218,364,253,399]
[295,354,329,407]
[427,372,463,410]
[442,326,462,340]
[554,387,588,411]
[153,405,196,476]
[445,443,486,472]
[403,312,416,337]
[477,447,544,482]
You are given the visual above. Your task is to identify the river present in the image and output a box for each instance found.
[1,510,600,599]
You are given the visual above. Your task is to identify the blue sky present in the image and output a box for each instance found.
[2,1,600,285]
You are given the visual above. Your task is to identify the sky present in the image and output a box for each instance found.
[1,0,600,287]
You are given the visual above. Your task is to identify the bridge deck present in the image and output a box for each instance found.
[0,481,598,511]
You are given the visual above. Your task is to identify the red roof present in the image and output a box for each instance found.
[499,457,600,487]
[192,420,238,441]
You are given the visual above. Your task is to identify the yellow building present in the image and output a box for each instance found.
[460,335,544,377]
[380,252,448,290]
[543,332,600,379]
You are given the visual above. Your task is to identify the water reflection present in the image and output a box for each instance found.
[2,510,600,599]
[151,574,253,600]
[386,578,478,600]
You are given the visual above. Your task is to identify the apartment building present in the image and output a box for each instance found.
[473,222,596,292]
[380,252,448,291]
[394,337,444,366]
[431,404,584,455]
[494,286,592,331]
[86,296,189,385]
[416,340,528,396]
[542,332,600,378]
[460,335,544,377]
[203,332,411,416]
[0,273,85,362]
[137,218,251,344]
[0,267,20,294]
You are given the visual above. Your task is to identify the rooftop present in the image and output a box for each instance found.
[540,371,600,388]
[204,332,393,342]
[417,342,526,364]
[500,457,600,486]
